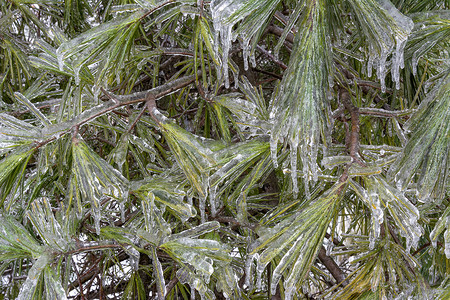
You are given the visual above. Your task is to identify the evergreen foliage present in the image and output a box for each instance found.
[0,0,449,299]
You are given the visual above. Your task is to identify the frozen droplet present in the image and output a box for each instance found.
[255,262,264,290]
[199,195,206,223]
[242,38,250,71]
[190,285,196,300]
[290,143,298,197]
[209,184,218,217]
[56,47,64,71]
[127,246,140,271]
[233,68,239,89]
[74,65,81,85]
[270,138,278,168]
[93,208,101,235]
[284,285,295,300]
[250,51,256,68]
[211,0,240,89]
[244,254,254,287]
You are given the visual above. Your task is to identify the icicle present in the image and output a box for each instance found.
[199,195,206,223]
[209,184,218,217]
[56,47,64,71]
[369,193,383,249]
[310,141,319,183]
[270,138,278,168]
[301,148,310,199]
[17,254,51,300]
[93,208,101,235]
[328,74,335,89]
[445,216,450,258]
[190,285,196,300]
[364,0,413,91]
[127,246,140,271]
[244,254,254,287]
[367,45,375,78]
[284,285,295,300]
[187,188,193,206]
[432,238,437,248]
[242,37,250,71]
[377,49,388,93]
[92,85,100,102]
[120,202,126,223]
[391,36,407,90]
[116,70,121,85]
[74,65,81,86]
[250,50,256,68]
[255,262,265,290]
[211,0,240,89]
[290,142,298,197]
[233,68,239,89]
[222,25,232,88]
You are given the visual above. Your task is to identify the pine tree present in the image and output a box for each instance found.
[0,0,449,299]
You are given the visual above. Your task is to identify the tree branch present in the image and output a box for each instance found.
[359,107,414,118]
[318,246,348,287]
[339,88,365,166]
[36,75,195,147]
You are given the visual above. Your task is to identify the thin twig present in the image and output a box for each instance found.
[213,216,258,231]
[165,276,179,297]
[359,107,414,118]
[339,88,365,167]
[256,45,288,70]
[72,258,86,300]
[127,105,148,133]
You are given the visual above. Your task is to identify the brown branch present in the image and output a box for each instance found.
[35,75,195,148]
[318,246,348,287]
[339,88,365,167]
[172,107,198,119]
[256,44,288,70]
[165,276,179,298]
[68,249,128,291]
[337,64,391,110]
[146,93,158,122]
[72,258,86,300]
[213,216,258,231]
[325,232,344,247]
[267,25,294,44]
[254,68,283,80]
[67,244,123,255]
[359,107,414,118]
[128,105,148,133]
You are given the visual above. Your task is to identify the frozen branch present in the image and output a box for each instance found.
[339,88,365,166]
[38,75,196,144]
[318,246,348,287]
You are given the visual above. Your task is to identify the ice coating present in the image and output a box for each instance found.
[17,253,51,300]
[269,1,331,198]
[27,198,70,251]
[72,139,129,235]
[244,253,254,287]
[445,216,450,259]
[369,193,383,249]
[364,176,423,252]
[360,0,414,92]
[211,0,240,88]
